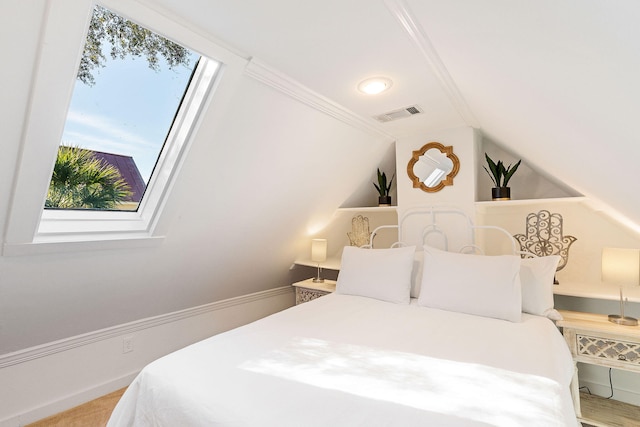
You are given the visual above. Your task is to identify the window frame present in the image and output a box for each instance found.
[38,57,220,237]
[3,0,245,255]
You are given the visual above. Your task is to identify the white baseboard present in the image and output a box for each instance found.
[577,363,640,406]
[5,372,139,427]
[0,286,291,369]
[579,379,640,407]
[0,286,294,426]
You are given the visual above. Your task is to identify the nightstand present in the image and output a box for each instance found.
[556,310,640,426]
[292,278,336,305]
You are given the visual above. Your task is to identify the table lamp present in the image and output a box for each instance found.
[602,247,640,326]
[311,239,327,283]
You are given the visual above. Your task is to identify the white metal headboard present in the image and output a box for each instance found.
[365,205,519,255]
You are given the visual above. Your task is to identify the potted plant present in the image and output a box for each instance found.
[373,168,395,206]
[483,153,521,200]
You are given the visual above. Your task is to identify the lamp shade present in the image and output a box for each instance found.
[602,247,640,286]
[311,239,327,263]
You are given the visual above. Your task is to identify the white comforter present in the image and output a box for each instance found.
[108,294,578,426]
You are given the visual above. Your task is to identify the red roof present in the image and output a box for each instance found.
[91,151,146,203]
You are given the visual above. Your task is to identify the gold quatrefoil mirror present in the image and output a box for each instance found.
[407,142,460,193]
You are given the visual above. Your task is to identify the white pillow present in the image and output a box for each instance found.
[520,256,561,320]
[336,245,415,304]
[418,246,522,322]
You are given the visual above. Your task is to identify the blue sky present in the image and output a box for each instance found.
[61,48,199,183]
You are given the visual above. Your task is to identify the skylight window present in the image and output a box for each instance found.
[2,0,231,254]
[47,5,200,212]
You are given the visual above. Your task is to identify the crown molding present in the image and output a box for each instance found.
[244,59,395,141]
[384,0,479,128]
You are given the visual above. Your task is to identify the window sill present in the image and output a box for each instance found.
[2,235,164,256]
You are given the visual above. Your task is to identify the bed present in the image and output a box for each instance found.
[107,207,579,426]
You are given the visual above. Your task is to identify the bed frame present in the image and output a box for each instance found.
[366,205,519,255]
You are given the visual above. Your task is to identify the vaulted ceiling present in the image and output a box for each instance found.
[2,0,640,355]
[152,0,640,230]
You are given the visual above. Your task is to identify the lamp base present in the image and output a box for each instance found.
[312,277,325,283]
[608,314,638,326]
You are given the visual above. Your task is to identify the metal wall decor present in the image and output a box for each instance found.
[347,215,371,247]
[513,210,577,283]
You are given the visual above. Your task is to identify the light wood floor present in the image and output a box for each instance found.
[26,388,126,427]
[21,387,603,427]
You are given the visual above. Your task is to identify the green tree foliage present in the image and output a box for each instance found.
[77,5,192,86]
[46,146,132,209]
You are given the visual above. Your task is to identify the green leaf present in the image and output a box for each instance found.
[497,161,506,186]
[484,153,500,187]
[78,5,193,86]
[386,172,395,193]
[46,145,132,209]
[374,168,393,196]
[373,183,382,195]
[502,159,522,187]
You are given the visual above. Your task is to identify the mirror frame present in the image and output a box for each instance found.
[407,142,460,193]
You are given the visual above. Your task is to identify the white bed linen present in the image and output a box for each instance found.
[108,294,578,427]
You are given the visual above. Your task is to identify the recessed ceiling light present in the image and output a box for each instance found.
[357,77,393,95]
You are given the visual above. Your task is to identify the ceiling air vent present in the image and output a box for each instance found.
[374,105,423,123]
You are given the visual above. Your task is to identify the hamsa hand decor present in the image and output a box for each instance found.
[347,215,371,247]
[514,210,577,280]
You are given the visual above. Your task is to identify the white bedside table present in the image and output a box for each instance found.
[292,278,336,305]
[556,310,640,426]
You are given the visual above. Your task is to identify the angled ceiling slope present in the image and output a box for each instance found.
[149,0,640,230]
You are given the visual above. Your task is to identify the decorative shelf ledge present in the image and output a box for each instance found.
[475,196,586,208]
[294,257,341,271]
[554,281,640,304]
[337,206,398,213]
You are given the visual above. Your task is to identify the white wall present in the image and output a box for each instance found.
[396,126,477,214]
[394,127,478,250]
[314,127,479,256]
[477,201,640,294]
[0,1,394,421]
[0,2,393,355]
[478,200,640,406]
[394,127,640,406]
[477,138,581,202]
[0,288,294,426]
[3,0,640,419]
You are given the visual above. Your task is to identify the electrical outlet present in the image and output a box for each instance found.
[122,336,134,353]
